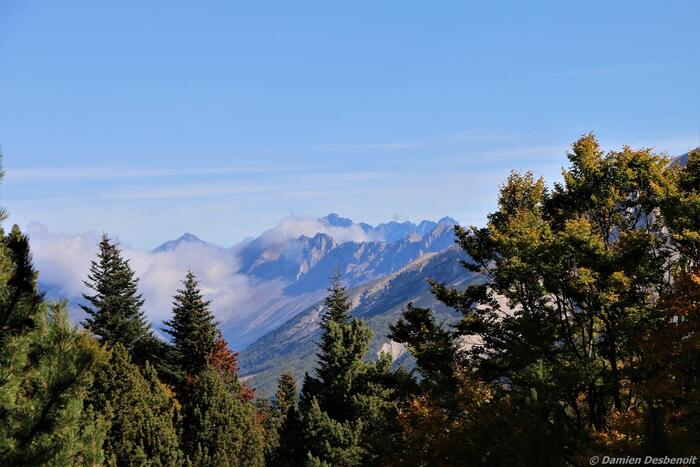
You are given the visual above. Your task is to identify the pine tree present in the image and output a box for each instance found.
[0,156,106,465]
[0,300,107,466]
[181,367,264,467]
[0,226,106,465]
[81,234,151,354]
[162,271,217,380]
[267,371,303,467]
[86,344,183,466]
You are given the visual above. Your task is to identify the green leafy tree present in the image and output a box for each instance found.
[390,134,687,465]
[81,235,153,358]
[87,344,183,466]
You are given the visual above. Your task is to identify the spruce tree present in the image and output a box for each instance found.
[162,271,217,380]
[302,274,371,421]
[268,371,303,467]
[86,344,183,466]
[320,271,350,327]
[181,367,264,466]
[81,234,151,353]
[298,275,395,465]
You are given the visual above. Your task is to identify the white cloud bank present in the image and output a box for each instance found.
[24,215,375,328]
[258,216,378,245]
[26,223,256,325]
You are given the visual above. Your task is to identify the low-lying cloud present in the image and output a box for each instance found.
[258,216,378,245]
[23,215,382,334]
[25,223,257,326]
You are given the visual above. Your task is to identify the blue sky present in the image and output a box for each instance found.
[1,0,698,248]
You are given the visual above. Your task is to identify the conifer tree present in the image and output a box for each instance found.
[181,367,264,466]
[320,271,349,327]
[208,329,255,401]
[0,221,105,464]
[298,275,396,465]
[267,371,303,466]
[87,344,183,466]
[162,271,217,380]
[81,234,151,354]
[301,273,371,419]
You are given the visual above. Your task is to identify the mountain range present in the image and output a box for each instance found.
[237,244,475,395]
[34,212,469,394]
[214,214,460,348]
[32,151,697,397]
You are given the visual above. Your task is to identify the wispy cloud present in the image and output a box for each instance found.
[546,62,663,79]
[106,171,394,201]
[108,183,274,200]
[312,129,537,152]
[309,142,418,152]
[258,215,378,245]
[451,129,533,143]
[5,164,294,182]
[435,144,570,166]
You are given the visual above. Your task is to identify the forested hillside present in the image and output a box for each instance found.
[1,135,698,466]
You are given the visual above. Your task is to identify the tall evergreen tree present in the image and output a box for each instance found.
[162,272,264,464]
[267,371,303,467]
[320,271,349,327]
[298,275,397,466]
[181,367,264,467]
[162,271,217,380]
[81,235,151,354]
[86,344,183,466]
[300,274,371,419]
[0,222,105,465]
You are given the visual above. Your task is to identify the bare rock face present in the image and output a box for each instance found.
[221,216,459,347]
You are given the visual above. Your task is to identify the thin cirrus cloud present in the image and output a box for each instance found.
[105,171,395,201]
[451,129,535,143]
[309,142,419,152]
[310,129,536,152]
[4,164,295,182]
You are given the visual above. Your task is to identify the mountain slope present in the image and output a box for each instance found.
[152,233,212,252]
[222,217,458,347]
[238,245,475,396]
